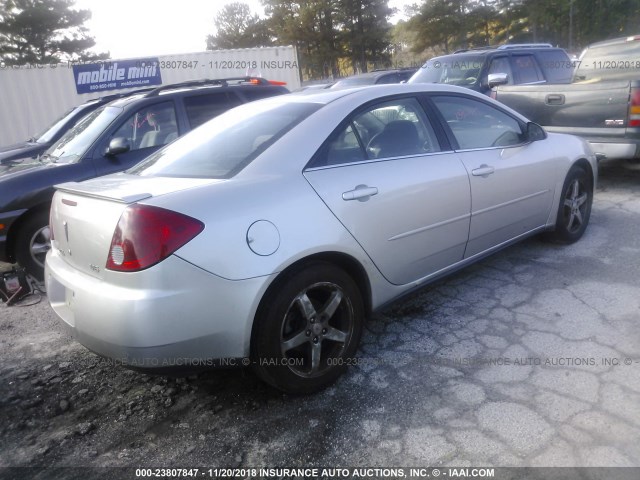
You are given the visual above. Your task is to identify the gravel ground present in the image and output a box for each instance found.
[1,159,640,474]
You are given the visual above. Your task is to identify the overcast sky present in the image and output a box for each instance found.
[74,0,416,59]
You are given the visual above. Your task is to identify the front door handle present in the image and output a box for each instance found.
[471,164,495,177]
[342,185,379,201]
[545,93,565,105]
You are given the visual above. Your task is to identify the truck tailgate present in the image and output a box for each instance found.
[495,81,631,132]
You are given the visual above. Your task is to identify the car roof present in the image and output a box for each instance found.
[281,82,531,124]
[105,79,287,109]
[291,82,494,104]
[432,44,561,59]
[336,69,415,81]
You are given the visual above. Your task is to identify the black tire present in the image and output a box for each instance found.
[544,165,593,244]
[14,210,51,281]
[251,262,364,394]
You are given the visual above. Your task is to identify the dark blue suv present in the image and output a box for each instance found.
[0,77,289,279]
[0,91,152,163]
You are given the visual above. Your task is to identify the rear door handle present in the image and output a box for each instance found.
[342,185,379,201]
[471,165,495,177]
[545,94,565,105]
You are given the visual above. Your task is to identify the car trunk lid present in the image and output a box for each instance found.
[51,175,218,279]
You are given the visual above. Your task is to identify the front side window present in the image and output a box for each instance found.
[313,97,440,167]
[112,102,178,151]
[511,55,543,84]
[432,96,525,149]
[488,56,513,85]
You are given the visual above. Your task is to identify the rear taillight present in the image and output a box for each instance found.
[629,87,640,127]
[106,204,204,272]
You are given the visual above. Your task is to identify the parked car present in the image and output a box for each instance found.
[0,91,153,163]
[0,77,289,279]
[330,68,418,89]
[409,44,573,95]
[46,83,596,394]
[295,83,334,93]
[490,35,640,161]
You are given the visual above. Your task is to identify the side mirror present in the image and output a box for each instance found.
[526,122,547,142]
[105,137,130,156]
[487,73,509,88]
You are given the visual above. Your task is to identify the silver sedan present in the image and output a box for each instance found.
[45,84,596,394]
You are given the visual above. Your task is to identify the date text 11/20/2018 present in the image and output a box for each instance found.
[157,60,298,70]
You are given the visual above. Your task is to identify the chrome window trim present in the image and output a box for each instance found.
[452,142,531,153]
[303,149,456,172]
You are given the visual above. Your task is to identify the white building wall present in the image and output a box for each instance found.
[0,46,300,146]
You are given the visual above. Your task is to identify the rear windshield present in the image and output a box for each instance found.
[409,56,484,87]
[575,40,640,82]
[129,101,321,179]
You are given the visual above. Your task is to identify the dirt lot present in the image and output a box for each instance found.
[1,160,640,475]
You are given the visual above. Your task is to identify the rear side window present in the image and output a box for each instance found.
[239,88,285,102]
[376,73,400,84]
[536,50,574,83]
[398,70,416,82]
[184,92,243,128]
[312,97,440,167]
[112,102,178,151]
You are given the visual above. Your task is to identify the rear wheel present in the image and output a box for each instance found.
[544,166,593,244]
[15,210,50,281]
[251,262,364,394]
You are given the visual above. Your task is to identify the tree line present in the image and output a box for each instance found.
[1,0,638,76]
[207,0,640,79]
[207,0,395,79]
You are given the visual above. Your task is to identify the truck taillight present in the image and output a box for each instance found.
[629,88,640,127]
[106,204,204,272]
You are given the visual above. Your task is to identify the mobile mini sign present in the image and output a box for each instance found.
[72,58,162,94]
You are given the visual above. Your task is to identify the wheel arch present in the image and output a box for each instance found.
[250,251,373,346]
[572,157,595,189]
[5,202,51,262]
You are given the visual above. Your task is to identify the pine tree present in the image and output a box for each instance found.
[0,0,108,65]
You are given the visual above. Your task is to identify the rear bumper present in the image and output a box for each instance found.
[45,250,273,368]
[543,127,640,160]
[587,141,640,161]
[0,208,28,262]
